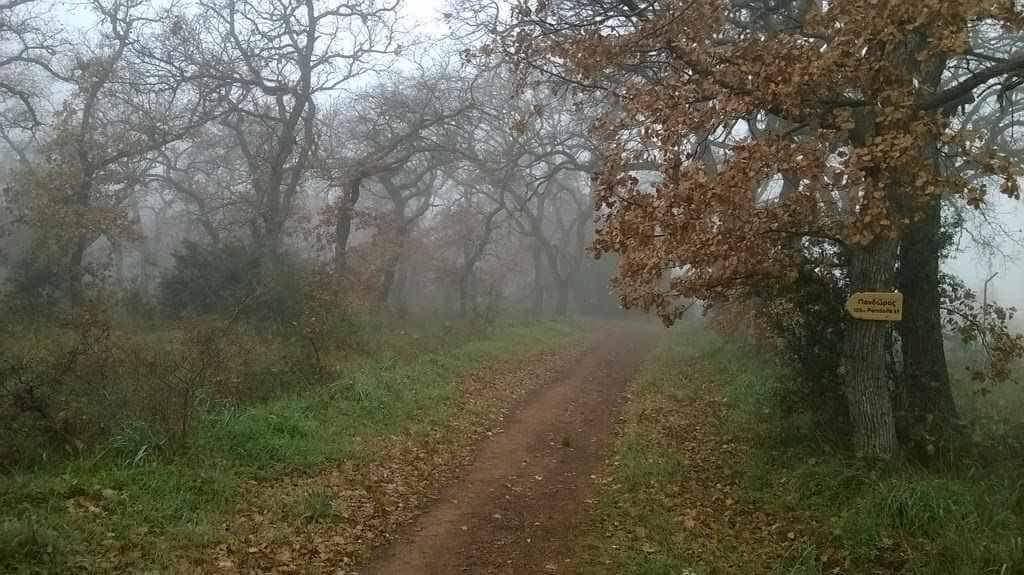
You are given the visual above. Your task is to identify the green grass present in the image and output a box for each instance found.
[570,327,723,574]
[718,335,1024,574]
[575,326,1024,575]
[297,487,340,524]
[0,321,574,574]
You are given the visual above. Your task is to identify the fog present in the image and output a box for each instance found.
[948,195,1024,321]
[2,2,1023,569]
[3,0,1021,331]
[0,0,1021,398]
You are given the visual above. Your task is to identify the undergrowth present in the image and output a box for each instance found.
[0,321,573,574]
[724,337,1024,574]
[574,326,1024,575]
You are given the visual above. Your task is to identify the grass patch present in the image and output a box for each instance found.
[297,487,340,524]
[0,321,574,574]
[570,327,728,574]
[717,334,1024,574]
[573,326,1024,575]
[0,517,63,570]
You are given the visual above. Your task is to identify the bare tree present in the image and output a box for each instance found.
[320,61,471,278]
[0,0,66,136]
[457,72,597,316]
[187,0,402,255]
[433,170,505,318]
[4,0,229,306]
[373,161,444,309]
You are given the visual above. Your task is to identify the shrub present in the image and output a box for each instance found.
[159,240,306,325]
[0,304,322,469]
[0,306,114,467]
[2,252,66,317]
[709,261,850,440]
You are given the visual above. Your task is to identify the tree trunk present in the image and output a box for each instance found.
[392,260,409,319]
[67,235,89,308]
[555,277,570,316]
[898,197,959,448]
[458,268,472,318]
[334,178,361,278]
[376,242,404,311]
[375,212,409,310]
[531,242,545,317]
[842,237,899,459]
[137,202,153,298]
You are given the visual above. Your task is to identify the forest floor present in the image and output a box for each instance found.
[565,328,1024,575]
[362,323,656,575]
[5,320,1021,574]
[363,323,1023,575]
[356,325,816,575]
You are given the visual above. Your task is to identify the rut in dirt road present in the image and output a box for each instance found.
[363,325,656,575]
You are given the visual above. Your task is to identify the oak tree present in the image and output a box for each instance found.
[525,0,1024,457]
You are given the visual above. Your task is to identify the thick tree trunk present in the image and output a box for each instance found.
[375,211,409,310]
[842,238,899,459]
[376,239,404,310]
[898,198,959,446]
[262,217,287,256]
[458,248,483,319]
[392,261,409,319]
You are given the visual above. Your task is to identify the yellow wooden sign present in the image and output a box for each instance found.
[846,292,903,321]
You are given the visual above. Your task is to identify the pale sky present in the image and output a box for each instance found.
[407,0,446,35]
[44,0,1024,312]
[54,0,448,39]
[947,195,1024,314]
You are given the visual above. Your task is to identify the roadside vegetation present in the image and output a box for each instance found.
[2,0,1024,572]
[0,320,575,574]
[572,326,1024,575]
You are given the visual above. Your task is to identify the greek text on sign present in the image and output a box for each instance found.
[846,292,903,321]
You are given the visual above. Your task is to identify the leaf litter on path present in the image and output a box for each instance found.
[565,359,824,575]
[187,339,589,575]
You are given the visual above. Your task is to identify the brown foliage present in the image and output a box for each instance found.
[941,274,1024,387]
[513,0,1024,322]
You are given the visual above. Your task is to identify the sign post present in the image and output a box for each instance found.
[845,292,903,321]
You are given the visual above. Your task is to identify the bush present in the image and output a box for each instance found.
[0,307,114,467]
[2,252,66,317]
[158,240,304,325]
[709,261,850,440]
[760,266,850,436]
[0,306,326,470]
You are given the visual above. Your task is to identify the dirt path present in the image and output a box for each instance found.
[362,325,656,575]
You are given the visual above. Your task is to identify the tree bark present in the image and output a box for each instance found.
[898,197,959,446]
[67,236,88,308]
[334,177,361,278]
[458,269,470,318]
[555,277,570,316]
[392,259,409,319]
[531,241,545,317]
[375,230,407,310]
[458,252,478,319]
[842,237,899,459]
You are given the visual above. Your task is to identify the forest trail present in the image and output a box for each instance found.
[361,325,657,575]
